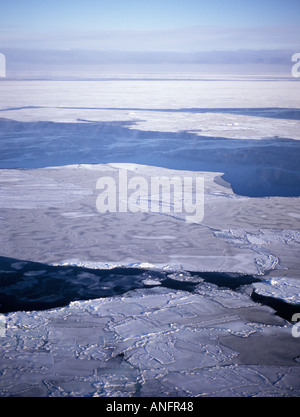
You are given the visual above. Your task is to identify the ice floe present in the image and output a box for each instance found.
[253,277,300,304]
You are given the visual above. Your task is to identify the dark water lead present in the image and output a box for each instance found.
[0,256,299,322]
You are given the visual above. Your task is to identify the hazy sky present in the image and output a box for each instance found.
[1,0,300,77]
[2,0,300,30]
[1,0,300,51]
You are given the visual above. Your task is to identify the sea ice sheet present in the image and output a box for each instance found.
[0,286,299,397]
[0,163,299,278]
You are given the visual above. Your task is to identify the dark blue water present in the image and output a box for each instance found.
[0,256,250,313]
[1,256,298,322]
[0,117,300,197]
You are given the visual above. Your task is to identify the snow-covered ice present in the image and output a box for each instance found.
[253,277,300,305]
[0,79,299,141]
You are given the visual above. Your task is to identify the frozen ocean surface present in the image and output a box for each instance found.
[1,284,300,397]
[0,77,300,397]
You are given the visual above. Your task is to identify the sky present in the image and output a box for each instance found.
[1,0,300,30]
[1,0,300,76]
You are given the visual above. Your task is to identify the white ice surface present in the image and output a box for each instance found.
[0,79,300,140]
[1,163,299,277]
[0,170,92,209]
[253,277,300,304]
[0,286,299,397]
